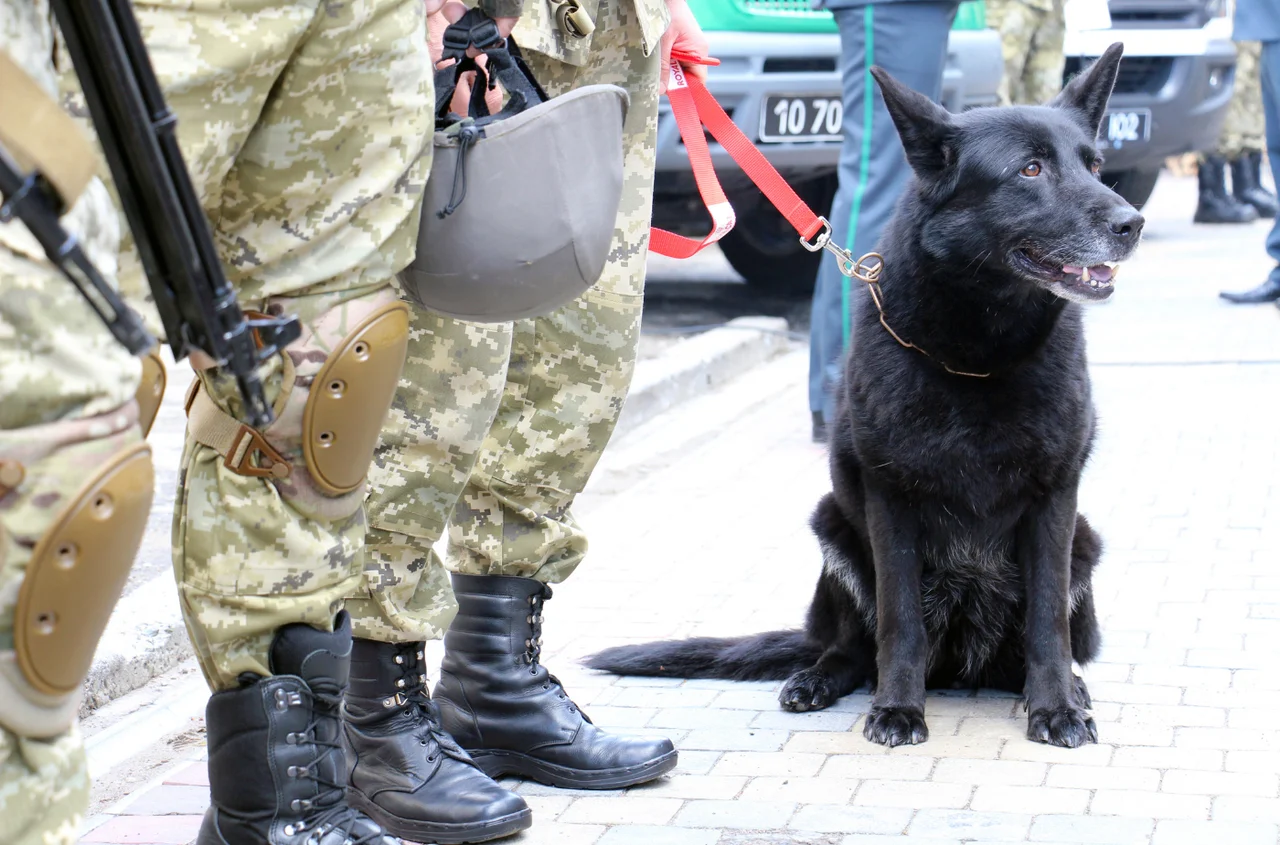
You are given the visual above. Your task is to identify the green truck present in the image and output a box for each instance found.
[651,0,1002,292]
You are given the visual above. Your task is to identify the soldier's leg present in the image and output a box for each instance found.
[1197,42,1263,225]
[342,311,533,842]
[0,240,147,845]
[129,0,430,838]
[1,2,149,838]
[402,0,670,792]
[986,0,1036,106]
[1023,3,1066,105]
[0,252,147,843]
[1224,42,1278,217]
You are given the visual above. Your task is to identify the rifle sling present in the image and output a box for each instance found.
[0,53,97,210]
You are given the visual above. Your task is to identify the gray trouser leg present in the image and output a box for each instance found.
[1261,40,1280,266]
[808,0,957,419]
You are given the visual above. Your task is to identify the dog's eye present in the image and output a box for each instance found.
[1020,162,1042,178]
[1090,160,1102,175]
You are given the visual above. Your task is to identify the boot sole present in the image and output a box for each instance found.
[347,790,532,844]
[468,748,680,790]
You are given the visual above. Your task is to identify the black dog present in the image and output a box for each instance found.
[587,44,1142,749]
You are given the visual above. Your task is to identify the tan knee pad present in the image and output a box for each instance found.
[135,348,167,439]
[302,301,410,496]
[0,442,154,739]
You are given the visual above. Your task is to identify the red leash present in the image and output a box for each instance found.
[650,53,871,278]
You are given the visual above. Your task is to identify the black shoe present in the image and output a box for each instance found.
[435,574,678,790]
[1195,156,1260,224]
[811,411,828,443]
[342,639,531,844]
[1233,151,1278,219]
[197,612,397,845]
[1220,267,1280,304]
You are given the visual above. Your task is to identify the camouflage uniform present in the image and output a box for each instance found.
[126,0,434,690]
[0,0,145,838]
[350,0,667,643]
[986,0,1066,106]
[1213,40,1266,159]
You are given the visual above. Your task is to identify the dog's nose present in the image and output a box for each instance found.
[1107,207,1144,240]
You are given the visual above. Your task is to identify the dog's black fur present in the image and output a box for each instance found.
[587,44,1144,749]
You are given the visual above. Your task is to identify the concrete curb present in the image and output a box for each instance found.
[82,315,794,715]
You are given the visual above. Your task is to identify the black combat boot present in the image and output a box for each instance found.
[1194,156,1259,224]
[342,639,531,843]
[1220,265,1280,304]
[197,612,396,845]
[1232,151,1278,218]
[435,574,678,789]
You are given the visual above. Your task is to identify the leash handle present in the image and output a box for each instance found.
[650,54,828,260]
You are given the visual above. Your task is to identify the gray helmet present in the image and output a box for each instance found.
[399,11,629,323]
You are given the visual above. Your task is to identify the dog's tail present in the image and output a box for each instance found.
[583,629,820,681]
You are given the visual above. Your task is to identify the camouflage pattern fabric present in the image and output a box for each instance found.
[135,0,433,690]
[1212,40,1266,159]
[352,0,662,643]
[0,727,88,845]
[1,0,143,837]
[986,0,1066,106]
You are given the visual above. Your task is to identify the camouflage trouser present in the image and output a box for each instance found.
[0,248,141,841]
[1212,41,1265,160]
[135,0,433,690]
[986,0,1066,106]
[350,0,661,643]
[1,2,144,838]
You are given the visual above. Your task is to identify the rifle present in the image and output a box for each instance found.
[0,0,299,429]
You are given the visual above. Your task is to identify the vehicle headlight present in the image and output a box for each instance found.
[1205,0,1229,18]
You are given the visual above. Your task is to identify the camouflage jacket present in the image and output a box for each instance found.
[485,0,671,66]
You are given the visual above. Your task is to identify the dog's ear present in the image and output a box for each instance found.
[1050,42,1124,138]
[871,66,955,179]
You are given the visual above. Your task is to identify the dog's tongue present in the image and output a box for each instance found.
[1063,263,1114,282]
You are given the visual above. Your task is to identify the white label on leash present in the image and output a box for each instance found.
[669,60,688,91]
[707,200,736,242]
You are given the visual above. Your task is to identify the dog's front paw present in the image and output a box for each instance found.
[1027,706,1098,748]
[780,668,839,712]
[863,706,928,747]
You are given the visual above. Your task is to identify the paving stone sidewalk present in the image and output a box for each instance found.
[81,175,1280,845]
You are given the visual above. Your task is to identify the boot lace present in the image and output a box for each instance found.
[525,585,593,724]
[284,684,388,845]
[390,646,472,764]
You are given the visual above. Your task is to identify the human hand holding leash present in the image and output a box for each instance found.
[661,0,710,93]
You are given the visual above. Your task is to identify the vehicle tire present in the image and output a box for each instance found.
[718,175,837,296]
[1103,168,1161,210]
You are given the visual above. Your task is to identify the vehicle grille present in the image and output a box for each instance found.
[762,57,838,73]
[1110,8,1198,24]
[1106,0,1206,29]
[1062,56,1174,96]
[737,0,825,16]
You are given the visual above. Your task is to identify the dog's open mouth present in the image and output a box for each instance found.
[1011,250,1118,301]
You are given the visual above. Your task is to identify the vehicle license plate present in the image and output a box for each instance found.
[1102,109,1151,150]
[761,95,844,143]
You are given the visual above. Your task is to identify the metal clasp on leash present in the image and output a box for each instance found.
[800,216,884,283]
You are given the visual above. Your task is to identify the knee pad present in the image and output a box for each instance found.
[135,348,167,439]
[0,442,153,739]
[184,298,409,502]
[302,301,410,496]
